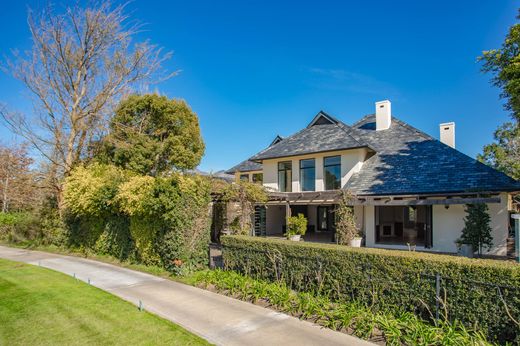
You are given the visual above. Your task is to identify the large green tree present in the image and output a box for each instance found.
[478,10,520,185]
[479,10,520,121]
[100,94,205,176]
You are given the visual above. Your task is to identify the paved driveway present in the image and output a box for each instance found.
[0,245,372,346]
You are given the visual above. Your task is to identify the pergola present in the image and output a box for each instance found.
[265,190,505,218]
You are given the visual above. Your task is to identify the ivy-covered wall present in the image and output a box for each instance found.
[63,163,212,273]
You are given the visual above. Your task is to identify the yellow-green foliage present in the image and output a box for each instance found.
[286,214,307,237]
[116,175,156,216]
[64,163,129,216]
[63,163,212,272]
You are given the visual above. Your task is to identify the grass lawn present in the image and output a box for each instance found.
[0,259,211,346]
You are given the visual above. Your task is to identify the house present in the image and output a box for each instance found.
[226,100,520,256]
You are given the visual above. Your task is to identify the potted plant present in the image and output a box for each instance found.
[286,213,307,241]
[350,232,363,247]
[455,238,474,258]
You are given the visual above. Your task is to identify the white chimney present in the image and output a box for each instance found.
[439,122,455,148]
[375,100,391,131]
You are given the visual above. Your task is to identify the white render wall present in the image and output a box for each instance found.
[362,193,510,255]
[262,148,368,192]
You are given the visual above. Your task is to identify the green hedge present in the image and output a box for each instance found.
[62,164,212,273]
[221,235,520,343]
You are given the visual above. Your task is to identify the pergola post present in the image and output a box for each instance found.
[285,201,291,223]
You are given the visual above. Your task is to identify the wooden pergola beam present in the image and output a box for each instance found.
[266,191,502,206]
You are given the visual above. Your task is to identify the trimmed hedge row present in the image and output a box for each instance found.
[221,235,520,343]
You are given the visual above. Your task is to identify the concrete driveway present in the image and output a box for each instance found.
[0,245,371,346]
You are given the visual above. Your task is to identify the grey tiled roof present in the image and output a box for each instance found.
[346,115,520,195]
[225,159,262,174]
[250,112,369,160]
[226,135,285,174]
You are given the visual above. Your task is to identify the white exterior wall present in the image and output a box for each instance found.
[262,148,367,192]
[432,193,509,255]
[362,193,510,255]
[364,205,376,246]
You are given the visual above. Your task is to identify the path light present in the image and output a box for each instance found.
[88,278,91,285]
[138,300,144,311]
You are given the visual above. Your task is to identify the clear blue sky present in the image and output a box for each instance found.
[0,1,517,172]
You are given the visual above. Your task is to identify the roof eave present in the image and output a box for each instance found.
[251,145,372,162]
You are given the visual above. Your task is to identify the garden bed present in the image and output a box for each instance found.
[187,269,492,345]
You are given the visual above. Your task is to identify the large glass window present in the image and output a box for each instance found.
[300,158,315,191]
[239,174,249,182]
[375,206,432,247]
[252,173,263,184]
[324,156,341,190]
[278,161,292,192]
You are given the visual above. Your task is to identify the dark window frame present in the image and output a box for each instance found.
[239,173,249,182]
[299,158,316,192]
[324,155,341,190]
[277,161,292,192]
[252,172,263,184]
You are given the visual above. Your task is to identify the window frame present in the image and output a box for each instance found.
[323,155,341,190]
[277,161,292,192]
[252,172,263,184]
[299,158,316,192]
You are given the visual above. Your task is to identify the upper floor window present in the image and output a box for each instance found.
[324,155,341,190]
[300,158,315,191]
[252,173,263,184]
[240,173,249,182]
[278,161,292,192]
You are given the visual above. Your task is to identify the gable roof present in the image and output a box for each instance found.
[249,111,369,161]
[270,135,284,146]
[346,115,520,195]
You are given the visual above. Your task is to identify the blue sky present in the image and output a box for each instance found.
[0,1,517,172]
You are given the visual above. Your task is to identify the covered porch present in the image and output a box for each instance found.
[253,190,509,254]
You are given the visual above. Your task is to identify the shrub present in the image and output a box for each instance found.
[0,212,41,243]
[63,163,129,216]
[189,269,492,345]
[221,235,520,343]
[285,214,307,238]
[63,164,212,274]
[334,191,359,245]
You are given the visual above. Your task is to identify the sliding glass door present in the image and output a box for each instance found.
[375,205,432,247]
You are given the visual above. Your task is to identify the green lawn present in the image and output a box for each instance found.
[0,259,210,345]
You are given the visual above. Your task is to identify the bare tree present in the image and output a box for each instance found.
[0,1,173,207]
[0,143,39,213]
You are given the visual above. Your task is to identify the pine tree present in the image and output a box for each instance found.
[460,204,493,255]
